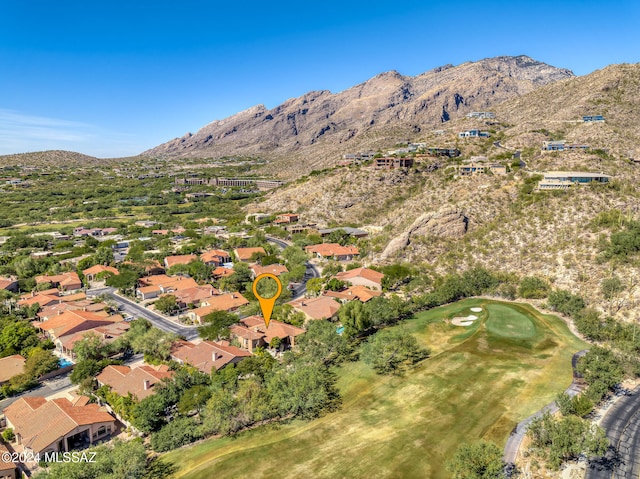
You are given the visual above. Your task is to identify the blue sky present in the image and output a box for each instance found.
[0,0,638,157]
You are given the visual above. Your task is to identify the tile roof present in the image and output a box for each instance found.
[334,267,384,285]
[191,293,249,320]
[0,354,26,383]
[0,442,17,471]
[2,396,115,453]
[200,249,231,264]
[35,310,121,339]
[35,272,82,289]
[212,266,234,278]
[0,276,17,291]
[233,247,266,262]
[287,296,341,320]
[96,364,173,400]
[324,285,381,303]
[82,265,119,276]
[171,340,251,373]
[251,264,289,277]
[239,316,305,343]
[304,243,360,257]
[58,321,130,350]
[164,255,198,268]
[166,285,218,306]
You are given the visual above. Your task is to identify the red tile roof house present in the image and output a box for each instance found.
[233,247,266,262]
[230,316,305,352]
[0,442,18,479]
[135,275,199,300]
[170,340,251,373]
[163,254,198,270]
[187,293,249,324]
[249,263,289,278]
[2,396,116,455]
[159,285,219,312]
[0,354,26,385]
[58,321,130,359]
[0,275,18,292]
[287,296,342,321]
[212,266,234,279]
[35,272,83,292]
[334,267,384,291]
[82,265,119,283]
[96,364,174,401]
[33,310,123,356]
[200,249,232,266]
[324,285,382,303]
[304,243,360,261]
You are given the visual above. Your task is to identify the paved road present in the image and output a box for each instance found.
[503,350,588,466]
[265,235,321,300]
[0,375,72,410]
[587,385,640,479]
[88,287,199,340]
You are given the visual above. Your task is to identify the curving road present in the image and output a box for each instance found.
[265,235,321,299]
[503,350,588,466]
[587,384,640,479]
[88,287,199,340]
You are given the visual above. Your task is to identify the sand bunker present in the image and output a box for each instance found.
[451,315,479,326]
[470,307,482,313]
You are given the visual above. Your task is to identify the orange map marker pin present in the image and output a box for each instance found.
[252,273,282,328]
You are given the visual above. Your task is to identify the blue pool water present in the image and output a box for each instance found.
[336,326,345,335]
[58,358,74,368]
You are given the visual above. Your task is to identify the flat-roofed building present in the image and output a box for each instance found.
[537,171,612,190]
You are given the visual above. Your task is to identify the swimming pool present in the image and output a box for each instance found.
[58,358,74,368]
[336,326,345,335]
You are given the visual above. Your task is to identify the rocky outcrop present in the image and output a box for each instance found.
[379,208,468,261]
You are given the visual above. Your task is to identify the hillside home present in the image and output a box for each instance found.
[170,339,251,373]
[537,171,612,190]
[466,111,495,119]
[3,396,116,455]
[274,213,299,224]
[187,293,250,324]
[334,267,384,291]
[583,115,605,122]
[212,266,234,279]
[96,364,174,401]
[318,227,369,239]
[458,129,490,138]
[233,247,266,262]
[305,243,359,261]
[426,147,461,157]
[542,140,589,151]
[230,316,305,352]
[374,157,414,169]
[285,223,318,235]
[0,355,26,385]
[287,296,341,321]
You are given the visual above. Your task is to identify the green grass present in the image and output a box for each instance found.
[485,303,537,339]
[164,299,587,479]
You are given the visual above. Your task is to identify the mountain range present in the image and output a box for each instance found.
[143,55,574,173]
